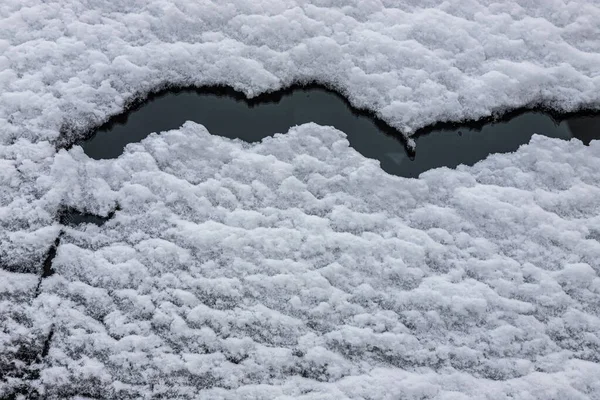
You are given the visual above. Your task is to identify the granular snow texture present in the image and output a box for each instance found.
[1,1,600,399]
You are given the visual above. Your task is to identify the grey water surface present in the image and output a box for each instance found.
[78,87,600,178]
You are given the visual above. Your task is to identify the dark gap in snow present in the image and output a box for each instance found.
[35,235,60,296]
[62,83,416,156]
[61,83,600,178]
[31,205,119,294]
[41,326,54,359]
[410,105,600,143]
[41,235,60,280]
[58,205,119,227]
[565,116,600,145]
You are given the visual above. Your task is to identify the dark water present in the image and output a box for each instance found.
[78,86,600,178]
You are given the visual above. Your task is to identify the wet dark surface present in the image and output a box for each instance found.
[76,86,600,178]
[35,235,60,296]
[59,207,117,227]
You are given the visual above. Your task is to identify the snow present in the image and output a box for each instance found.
[1,0,600,145]
[3,123,599,398]
[1,0,600,399]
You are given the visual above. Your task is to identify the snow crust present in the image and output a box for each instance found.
[1,0,600,398]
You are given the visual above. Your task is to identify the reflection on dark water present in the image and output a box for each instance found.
[77,86,600,178]
[567,117,600,146]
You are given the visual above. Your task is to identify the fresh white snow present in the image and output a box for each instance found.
[1,1,600,399]
[2,0,600,145]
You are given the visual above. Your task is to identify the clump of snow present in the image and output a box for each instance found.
[1,0,600,398]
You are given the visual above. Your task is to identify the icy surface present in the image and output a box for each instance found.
[1,0,600,398]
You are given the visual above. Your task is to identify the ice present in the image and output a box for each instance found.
[1,0,600,398]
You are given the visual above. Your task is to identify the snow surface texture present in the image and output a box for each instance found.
[1,0,600,399]
[3,125,600,399]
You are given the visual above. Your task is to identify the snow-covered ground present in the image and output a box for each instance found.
[1,1,600,399]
